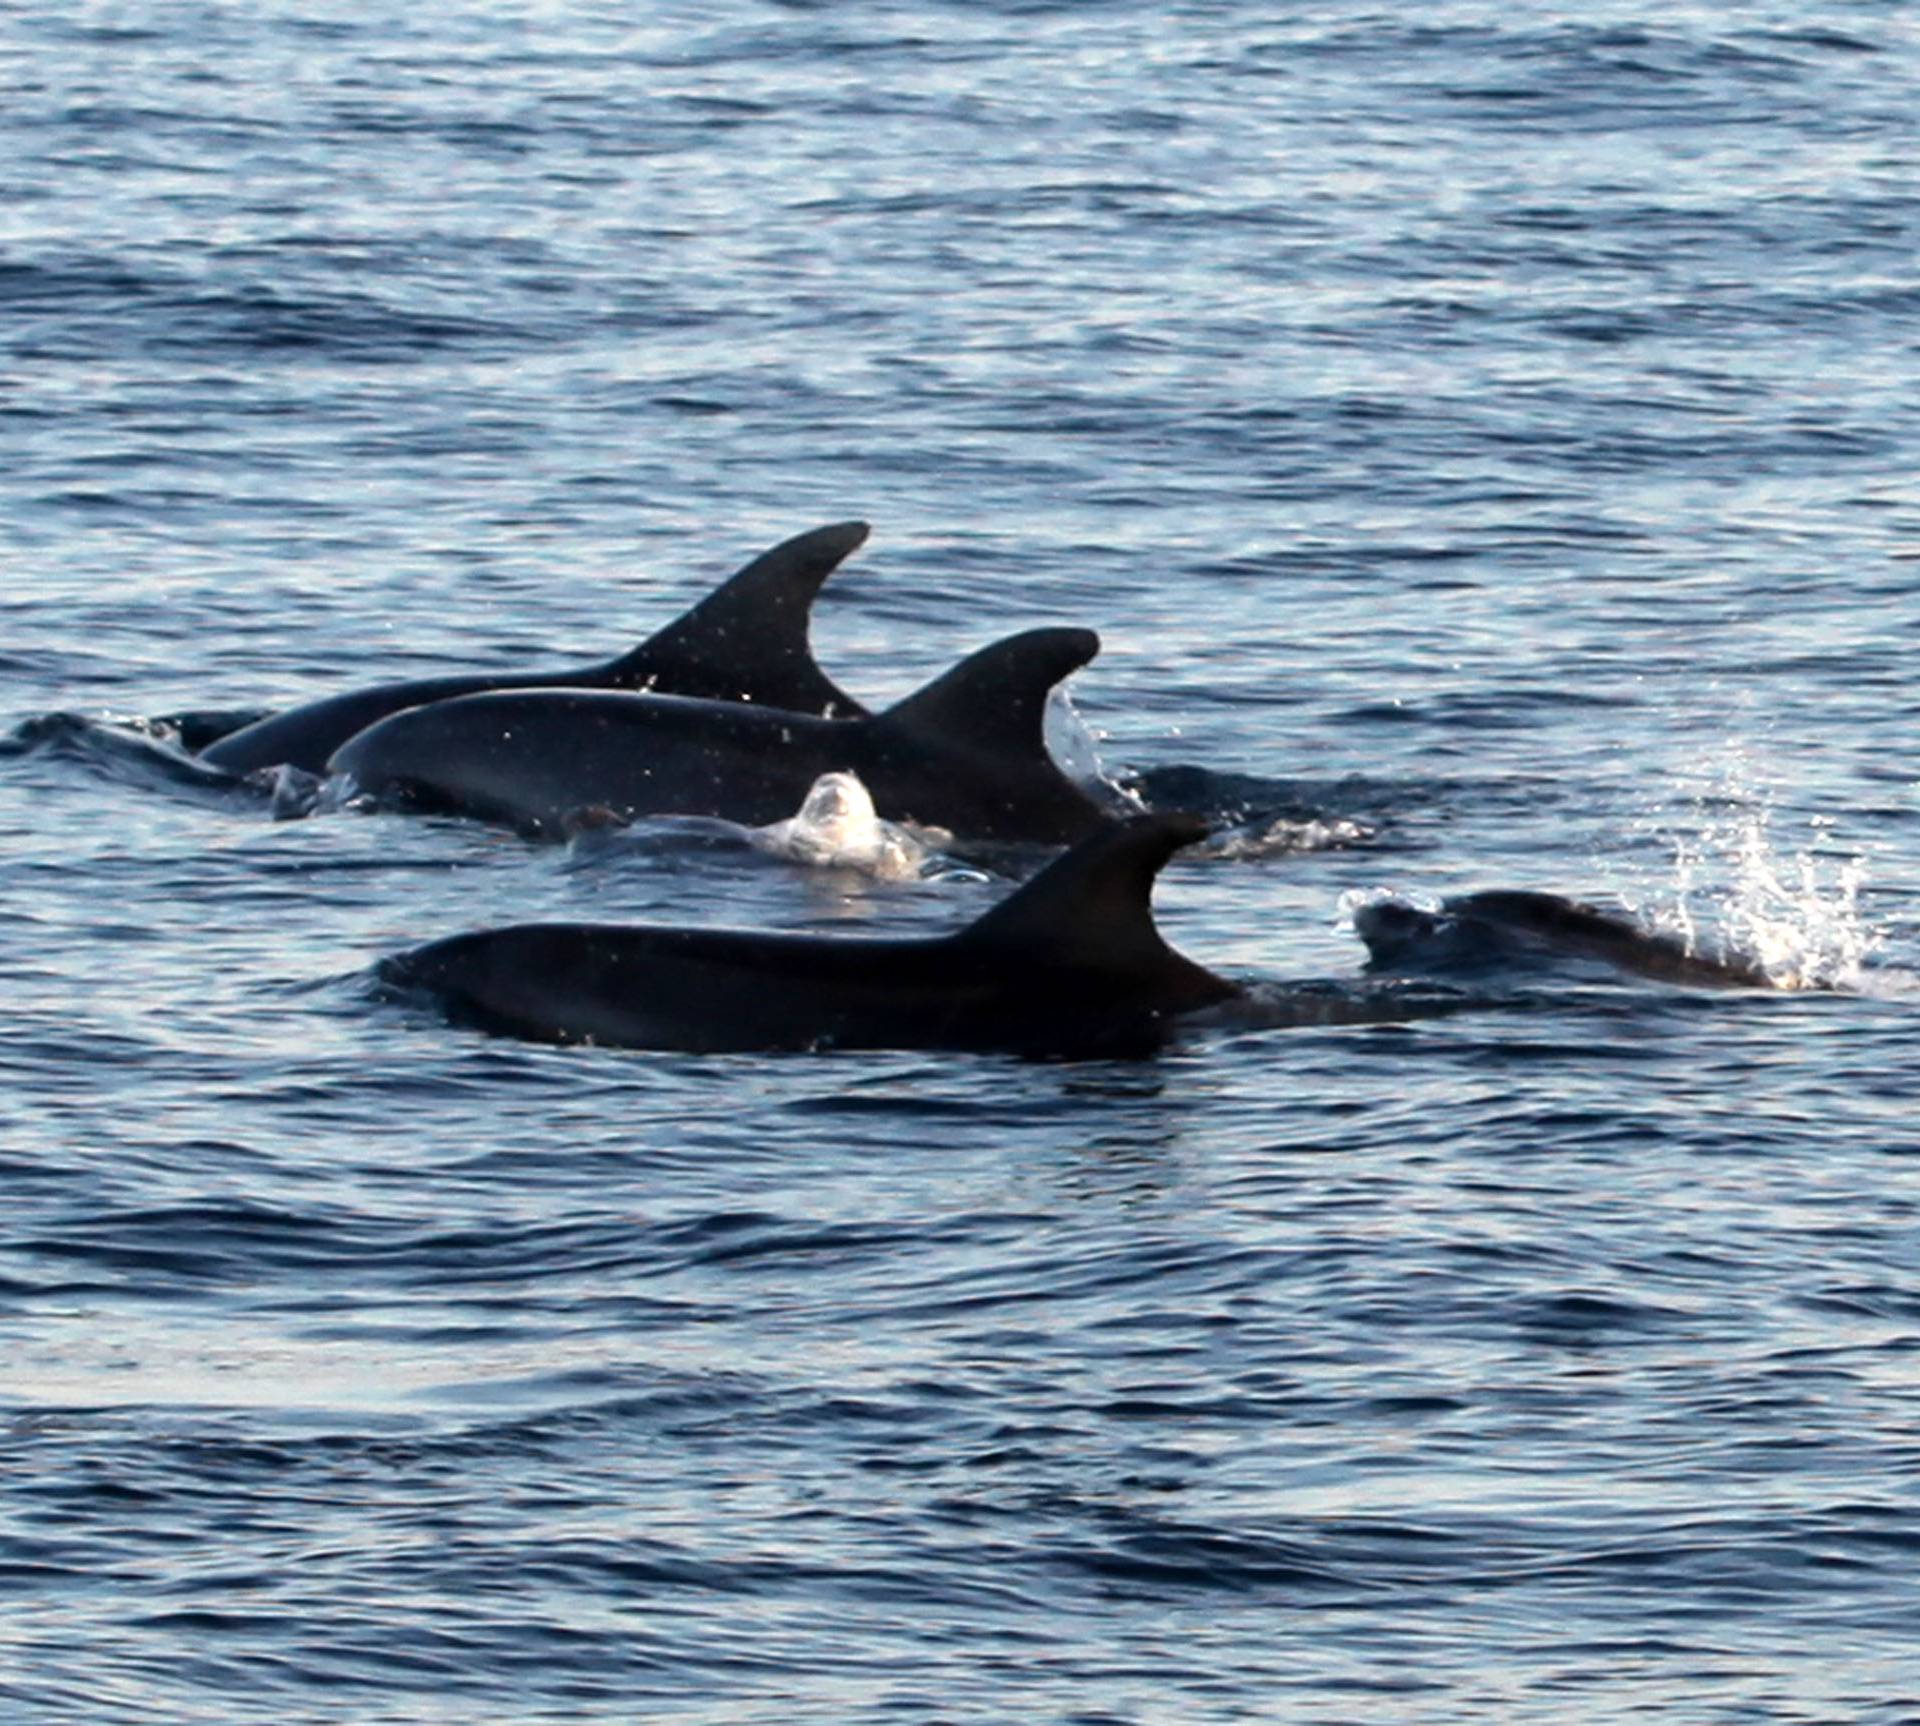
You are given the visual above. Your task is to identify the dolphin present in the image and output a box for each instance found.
[1352,889,1777,988]
[198,521,872,775]
[377,813,1237,1055]
[328,626,1116,845]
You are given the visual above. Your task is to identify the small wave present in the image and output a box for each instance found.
[258,764,329,821]
[1,710,239,793]
[3,710,342,823]
[1219,977,1491,1031]
[1200,814,1378,860]
[1123,762,1418,849]
[1051,1522,1356,1595]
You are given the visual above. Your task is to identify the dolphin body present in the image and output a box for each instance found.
[378,813,1237,1056]
[198,521,872,775]
[328,626,1115,845]
[1353,889,1775,988]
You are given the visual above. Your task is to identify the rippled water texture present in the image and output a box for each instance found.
[4,4,1919,1721]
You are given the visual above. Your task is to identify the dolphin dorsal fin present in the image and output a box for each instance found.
[610,521,870,715]
[956,813,1235,1005]
[872,626,1099,767]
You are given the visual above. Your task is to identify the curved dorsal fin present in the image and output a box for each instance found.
[957,813,1236,1006]
[873,626,1099,761]
[610,520,870,715]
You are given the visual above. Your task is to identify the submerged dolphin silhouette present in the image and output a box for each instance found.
[378,813,1236,1055]
[199,521,872,775]
[328,626,1115,845]
[1353,889,1776,988]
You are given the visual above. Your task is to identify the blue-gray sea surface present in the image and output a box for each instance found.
[4,4,1919,1721]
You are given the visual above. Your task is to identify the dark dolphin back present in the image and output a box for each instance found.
[608,519,870,717]
[199,520,870,775]
[378,812,1236,1054]
[1450,889,1774,987]
[201,676,518,777]
[864,626,1113,844]
[958,812,1237,1010]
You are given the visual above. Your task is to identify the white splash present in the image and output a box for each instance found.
[262,763,327,821]
[1655,811,1876,992]
[1624,747,1880,991]
[1045,687,1145,813]
[748,771,946,881]
[1337,885,1436,925]
[1205,815,1377,861]
[309,767,369,818]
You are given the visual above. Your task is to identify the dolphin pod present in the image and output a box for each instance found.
[113,515,1809,1058]
[198,521,873,776]
[329,626,1115,846]
[380,813,1237,1056]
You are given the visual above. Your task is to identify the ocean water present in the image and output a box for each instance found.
[5,3,1920,1720]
